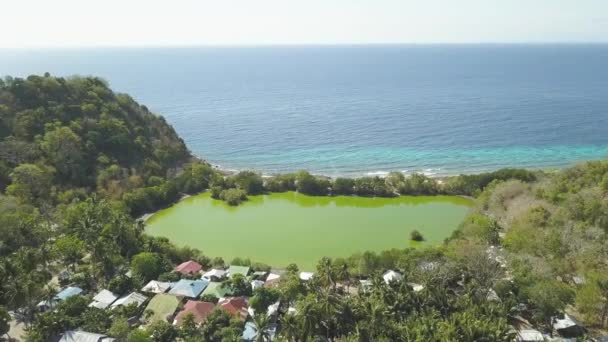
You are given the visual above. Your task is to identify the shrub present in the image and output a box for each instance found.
[410,230,425,242]
[220,188,247,206]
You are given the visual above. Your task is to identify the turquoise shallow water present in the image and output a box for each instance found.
[2,45,607,176]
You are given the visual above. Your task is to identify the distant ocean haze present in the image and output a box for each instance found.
[2,45,607,176]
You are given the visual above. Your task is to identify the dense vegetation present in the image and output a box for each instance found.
[0,75,604,341]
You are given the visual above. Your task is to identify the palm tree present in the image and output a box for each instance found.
[316,289,341,339]
[316,257,335,290]
[335,261,351,292]
[279,313,300,342]
[252,314,272,342]
[297,296,320,341]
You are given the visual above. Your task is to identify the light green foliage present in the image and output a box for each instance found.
[526,280,574,328]
[575,273,608,327]
[6,163,54,205]
[52,235,86,269]
[127,329,154,342]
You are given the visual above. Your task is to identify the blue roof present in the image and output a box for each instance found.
[56,286,83,301]
[242,321,257,341]
[168,279,209,298]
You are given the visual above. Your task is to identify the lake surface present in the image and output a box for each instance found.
[145,192,472,269]
[2,45,607,176]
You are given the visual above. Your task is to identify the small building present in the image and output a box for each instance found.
[251,280,265,291]
[144,293,181,324]
[299,272,314,281]
[59,330,114,342]
[38,286,84,311]
[200,282,233,299]
[57,287,84,301]
[218,297,249,321]
[241,321,277,342]
[175,260,203,275]
[111,292,147,309]
[383,270,403,284]
[202,269,227,281]
[141,280,175,294]
[89,290,118,309]
[227,265,251,278]
[553,314,585,338]
[252,271,268,280]
[169,279,209,298]
[264,273,281,288]
[173,300,215,326]
[515,329,544,342]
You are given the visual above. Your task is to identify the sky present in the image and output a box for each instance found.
[2,0,608,48]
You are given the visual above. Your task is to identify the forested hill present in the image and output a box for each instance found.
[0,74,191,195]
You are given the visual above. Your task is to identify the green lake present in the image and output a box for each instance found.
[146,192,472,270]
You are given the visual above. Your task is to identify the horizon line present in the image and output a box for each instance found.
[2,41,608,50]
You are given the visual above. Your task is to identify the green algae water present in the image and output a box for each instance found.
[146,192,472,270]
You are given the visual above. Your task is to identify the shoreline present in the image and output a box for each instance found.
[197,154,565,180]
[138,157,547,223]
[208,162,558,182]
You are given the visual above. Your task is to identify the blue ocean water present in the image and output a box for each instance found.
[1,45,607,177]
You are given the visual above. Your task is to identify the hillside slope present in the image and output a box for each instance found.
[0,74,191,196]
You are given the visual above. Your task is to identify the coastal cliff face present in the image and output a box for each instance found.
[0,74,191,196]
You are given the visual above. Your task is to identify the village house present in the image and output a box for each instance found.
[218,297,249,321]
[89,289,118,309]
[141,280,175,294]
[111,292,147,309]
[174,260,203,275]
[59,330,114,342]
[173,300,216,326]
[169,279,209,298]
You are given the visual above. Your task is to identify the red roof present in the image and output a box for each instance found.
[174,300,215,325]
[175,260,203,274]
[218,297,248,321]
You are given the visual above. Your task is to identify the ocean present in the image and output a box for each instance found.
[1,45,607,177]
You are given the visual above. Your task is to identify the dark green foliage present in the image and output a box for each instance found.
[219,188,247,206]
[0,306,9,337]
[264,173,296,192]
[0,74,190,195]
[409,229,424,241]
[108,275,137,295]
[200,309,244,342]
[353,176,393,197]
[131,252,169,282]
[332,177,355,195]
[249,287,280,314]
[231,171,264,195]
[224,274,252,296]
[295,171,330,195]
